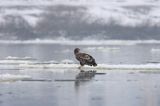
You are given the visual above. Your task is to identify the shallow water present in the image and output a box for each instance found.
[0,43,160,64]
[0,43,160,106]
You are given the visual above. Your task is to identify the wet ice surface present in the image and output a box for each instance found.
[0,43,160,106]
[0,69,160,106]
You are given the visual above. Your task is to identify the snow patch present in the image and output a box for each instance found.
[0,39,160,45]
[0,74,31,82]
[22,15,41,26]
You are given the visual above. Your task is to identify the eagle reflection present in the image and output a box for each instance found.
[75,70,96,86]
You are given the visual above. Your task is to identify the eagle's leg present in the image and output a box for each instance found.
[78,62,84,69]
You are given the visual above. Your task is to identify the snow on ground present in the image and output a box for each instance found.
[0,74,31,82]
[0,56,160,71]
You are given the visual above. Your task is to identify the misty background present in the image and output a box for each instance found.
[0,0,160,40]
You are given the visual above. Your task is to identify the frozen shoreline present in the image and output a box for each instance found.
[1,56,160,70]
[18,63,160,71]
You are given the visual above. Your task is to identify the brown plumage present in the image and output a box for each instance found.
[74,48,97,67]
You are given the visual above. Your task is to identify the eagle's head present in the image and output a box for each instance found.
[74,48,80,54]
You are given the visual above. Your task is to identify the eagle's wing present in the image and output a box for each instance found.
[77,53,94,62]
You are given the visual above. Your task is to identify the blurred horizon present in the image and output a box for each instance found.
[0,0,160,40]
